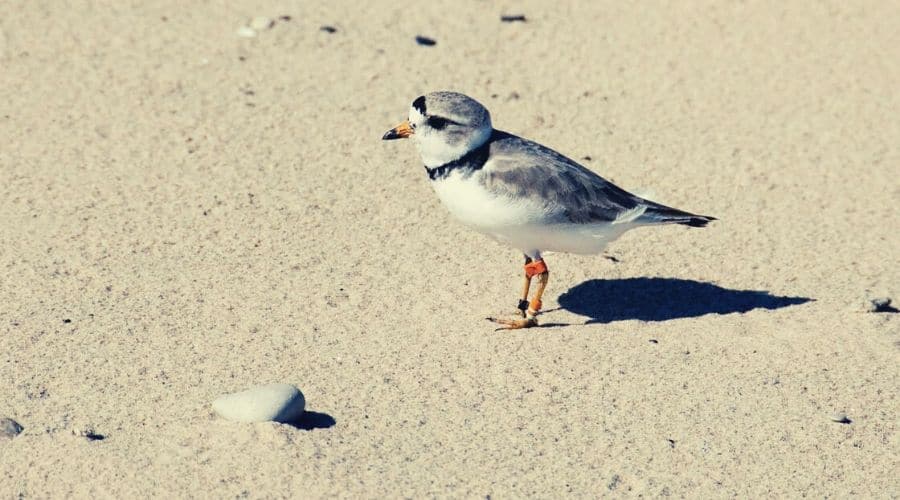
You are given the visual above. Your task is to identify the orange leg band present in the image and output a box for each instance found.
[524,259,548,278]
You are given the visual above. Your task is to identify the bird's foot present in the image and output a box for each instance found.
[486,315,538,330]
[514,299,529,317]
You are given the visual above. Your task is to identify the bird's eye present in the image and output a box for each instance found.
[428,117,449,130]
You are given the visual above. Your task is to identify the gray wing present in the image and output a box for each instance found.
[482,132,644,223]
[481,131,716,226]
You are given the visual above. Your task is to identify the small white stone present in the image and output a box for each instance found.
[70,423,104,440]
[829,412,851,424]
[1,417,23,439]
[213,383,305,423]
[249,16,274,31]
[236,26,257,38]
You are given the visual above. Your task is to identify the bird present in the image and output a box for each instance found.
[382,91,716,329]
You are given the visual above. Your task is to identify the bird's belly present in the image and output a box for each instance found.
[492,222,636,255]
[430,172,637,255]
[430,172,549,228]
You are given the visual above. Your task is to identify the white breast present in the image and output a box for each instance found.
[429,169,640,257]
[430,170,550,230]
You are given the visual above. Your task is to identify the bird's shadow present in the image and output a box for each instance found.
[557,277,812,324]
[282,411,336,431]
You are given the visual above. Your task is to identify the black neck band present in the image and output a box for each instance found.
[424,139,491,181]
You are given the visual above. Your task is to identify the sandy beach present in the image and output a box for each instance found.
[1,1,898,497]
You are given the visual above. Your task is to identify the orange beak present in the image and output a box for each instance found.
[382,120,414,140]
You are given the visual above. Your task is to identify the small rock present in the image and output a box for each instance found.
[415,35,436,46]
[279,15,292,22]
[829,412,851,424]
[1,418,23,439]
[250,16,274,31]
[607,474,621,491]
[500,14,527,23]
[71,424,105,441]
[865,297,897,313]
[236,26,257,38]
[320,25,337,34]
[213,383,305,423]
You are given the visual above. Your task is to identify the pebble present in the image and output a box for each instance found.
[607,474,621,491]
[829,412,851,424]
[213,383,305,423]
[501,14,527,23]
[1,417,23,439]
[865,297,895,313]
[250,16,274,31]
[236,26,257,38]
[415,36,436,47]
[71,423,105,440]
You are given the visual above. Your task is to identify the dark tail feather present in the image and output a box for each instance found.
[679,215,717,227]
[643,205,717,228]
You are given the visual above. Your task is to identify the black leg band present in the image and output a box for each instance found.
[517,299,529,312]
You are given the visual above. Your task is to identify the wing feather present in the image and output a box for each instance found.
[481,131,645,224]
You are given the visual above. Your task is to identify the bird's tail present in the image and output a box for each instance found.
[640,204,717,227]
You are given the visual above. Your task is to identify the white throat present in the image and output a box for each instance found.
[408,106,492,168]
[415,128,491,168]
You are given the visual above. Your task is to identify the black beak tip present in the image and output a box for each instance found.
[382,129,398,141]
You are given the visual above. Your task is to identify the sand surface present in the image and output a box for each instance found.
[1,1,898,497]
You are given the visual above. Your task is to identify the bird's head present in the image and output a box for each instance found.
[382,91,492,168]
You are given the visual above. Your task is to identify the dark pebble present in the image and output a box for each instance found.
[279,15,292,21]
[607,474,621,491]
[415,36,436,46]
[867,297,897,313]
[72,424,106,441]
[320,25,337,33]
[501,14,527,23]
[649,339,658,344]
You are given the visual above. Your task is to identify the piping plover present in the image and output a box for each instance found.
[383,91,716,328]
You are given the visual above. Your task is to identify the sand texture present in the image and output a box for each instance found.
[1,1,898,497]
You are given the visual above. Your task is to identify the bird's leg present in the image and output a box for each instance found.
[516,256,534,317]
[489,258,549,329]
[527,265,550,318]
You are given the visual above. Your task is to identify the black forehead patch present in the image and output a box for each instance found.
[412,95,427,115]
